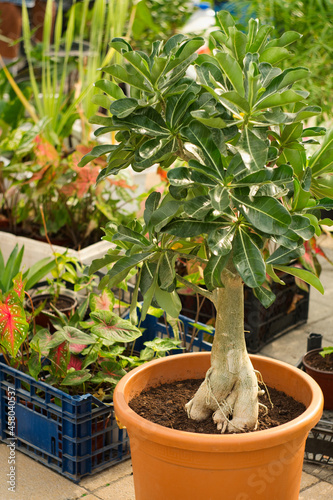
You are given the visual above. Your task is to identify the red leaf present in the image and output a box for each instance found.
[0,293,28,356]
[67,355,82,371]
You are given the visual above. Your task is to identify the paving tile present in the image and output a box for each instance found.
[75,495,102,500]
[298,481,333,499]
[0,444,87,500]
[94,476,135,500]
[300,472,319,490]
[302,462,333,485]
[79,460,133,491]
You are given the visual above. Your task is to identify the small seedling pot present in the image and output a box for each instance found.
[303,348,333,410]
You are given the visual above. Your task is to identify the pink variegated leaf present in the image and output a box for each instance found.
[90,289,115,312]
[67,355,82,371]
[0,292,28,357]
[12,273,26,300]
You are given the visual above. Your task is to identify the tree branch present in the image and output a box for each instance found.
[176,274,213,300]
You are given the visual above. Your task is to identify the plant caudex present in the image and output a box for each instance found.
[81,12,333,432]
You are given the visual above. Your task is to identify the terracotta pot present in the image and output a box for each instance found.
[303,348,333,410]
[114,352,323,500]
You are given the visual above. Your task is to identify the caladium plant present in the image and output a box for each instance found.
[81,11,333,432]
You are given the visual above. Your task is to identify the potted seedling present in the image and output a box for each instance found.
[303,346,333,410]
[80,12,332,499]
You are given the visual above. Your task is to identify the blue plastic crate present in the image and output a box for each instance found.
[0,356,130,482]
[135,312,214,353]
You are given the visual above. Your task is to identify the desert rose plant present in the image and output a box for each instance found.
[80,12,333,432]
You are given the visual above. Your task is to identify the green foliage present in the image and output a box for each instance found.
[83,13,333,317]
[247,0,333,117]
[131,0,193,51]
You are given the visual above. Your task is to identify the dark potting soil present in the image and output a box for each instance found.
[129,378,306,434]
[305,350,333,372]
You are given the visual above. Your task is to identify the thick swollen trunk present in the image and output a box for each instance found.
[185,271,259,433]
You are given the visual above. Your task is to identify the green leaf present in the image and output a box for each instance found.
[190,109,227,129]
[220,91,250,113]
[265,31,301,48]
[124,51,152,81]
[204,253,229,290]
[215,52,245,96]
[91,311,142,342]
[59,326,96,346]
[149,200,182,232]
[259,47,290,65]
[181,122,225,175]
[144,192,162,226]
[61,370,92,386]
[209,185,230,212]
[183,196,212,219]
[216,10,235,33]
[233,228,266,288]
[162,220,221,238]
[107,252,151,287]
[154,286,182,319]
[273,266,324,295]
[167,165,216,187]
[232,192,291,234]
[237,127,268,171]
[208,226,235,256]
[308,129,333,176]
[113,108,169,137]
[113,225,151,247]
[94,79,126,100]
[104,64,153,93]
[78,144,118,168]
[253,286,276,308]
[266,246,305,265]
[255,89,308,110]
[110,98,139,118]
[159,251,177,291]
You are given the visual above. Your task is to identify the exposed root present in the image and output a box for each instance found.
[185,359,259,433]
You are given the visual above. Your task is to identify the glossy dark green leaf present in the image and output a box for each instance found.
[253,285,276,308]
[237,127,268,171]
[149,200,183,232]
[162,219,221,238]
[107,252,151,287]
[112,225,151,247]
[112,108,169,137]
[290,215,315,240]
[159,251,177,290]
[78,144,119,168]
[204,253,229,290]
[266,246,305,265]
[220,91,250,113]
[181,121,225,176]
[168,166,215,187]
[209,185,230,212]
[144,192,161,226]
[232,192,291,234]
[184,196,212,219]
[110,98,139,118]
[208,226,235,256]
[233,228,266,288]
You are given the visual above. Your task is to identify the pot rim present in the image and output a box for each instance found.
[114,352,323,453]
[303,347,333,376]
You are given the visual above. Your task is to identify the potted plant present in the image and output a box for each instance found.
[80,11,332,499]
[0,262,181,480]
[303,346,333,410]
